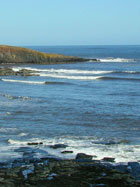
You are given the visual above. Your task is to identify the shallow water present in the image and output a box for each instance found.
[0,45,140,162]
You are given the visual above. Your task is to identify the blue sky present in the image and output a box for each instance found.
[0,0,140,45]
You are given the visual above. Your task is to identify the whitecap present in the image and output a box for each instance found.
[12,67,23,72]
[124,71,140,74]
[12,67,113,75]
[98,58,135,62]
[0,128,18,133]
[18,133,28,137]
[2,79,46,84]
[6,137,140,162]
[8,139,28,145]
[34,73,103,80]
[35,136,140,163]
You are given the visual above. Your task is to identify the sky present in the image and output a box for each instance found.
[0,0,140,46]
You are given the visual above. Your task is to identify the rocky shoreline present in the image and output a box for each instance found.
[0,45,97,65]
[0,143,140,187]
[0,56,140,186]
[0,67,39,76]
[0,151,140,187]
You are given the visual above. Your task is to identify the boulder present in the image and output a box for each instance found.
[27,142,43,146]
[102,157,115,162]
[61,151,73,154]
[49,144,68,149]
[75,153,93,160]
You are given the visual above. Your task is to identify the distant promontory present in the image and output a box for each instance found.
[0,45,96,64]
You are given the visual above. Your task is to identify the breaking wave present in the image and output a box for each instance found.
[2,76,140,82]
[1,79,46,84]
[12,67,140,75]
[7,136,140,162]
[1,79,71,85]
[12,67,113,75]
[97,58,135,62]
[8,139,27,145]
[34,73,103,80]
[99,77,140,81]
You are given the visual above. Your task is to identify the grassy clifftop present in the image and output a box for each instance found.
[0,45,87,64]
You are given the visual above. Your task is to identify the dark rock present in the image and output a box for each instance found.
[0,159,139,186]
[127,162,140,180]
[0,67,38,76]
[14,147,36,153]
[75,153,93,160]
[102,157,115,162]
[27,142,43,146]
[49,144,68,149]
[113,164,128,173]
[61,151,73,154]
[94,184,107,187]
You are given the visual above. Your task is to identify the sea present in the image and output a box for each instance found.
[0,45,140,163]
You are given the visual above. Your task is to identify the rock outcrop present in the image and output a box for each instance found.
[0,158,139,187]
[0,67,38,76]
[0,45,93,64]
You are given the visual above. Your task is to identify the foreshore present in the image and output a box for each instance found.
[0,151,140,187]
[1,62,140,186]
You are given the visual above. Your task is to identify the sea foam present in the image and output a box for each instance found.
[34,73,103,80]
[2,79,46,84]
[98,58,135,62]
[12,67,113,75]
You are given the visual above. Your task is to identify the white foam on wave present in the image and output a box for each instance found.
[2,79,46,84]
[12,67,22,72]
[12,67,140,75]
[8,139,28,145]
[12,67,113,75]
[43,137,140,162]
[124,71,140,74]
[0,128,18,133]
[34,73,103,80]
[7,137,140,162]
[8,138,45,147]
[18,133,28,137]
[98,58,135,62]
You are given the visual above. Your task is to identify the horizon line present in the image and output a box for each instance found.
[21,44,140,47]
[1,44,140,47]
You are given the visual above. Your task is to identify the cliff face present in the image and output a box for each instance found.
[0,45,87,64]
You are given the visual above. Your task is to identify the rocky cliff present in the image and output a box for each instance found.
[0,45,90,64]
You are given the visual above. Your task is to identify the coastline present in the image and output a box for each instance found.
[0,153,140,187]
[1,67,140,186]
[1,46,140,186]
[0,45,97,65]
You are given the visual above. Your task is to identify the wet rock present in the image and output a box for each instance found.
[0,158,139,186]
[0,68,17,76]
[127,162,140,180]
[0,161,12,169]
[0,67,38,76]
[75,153,93,160]
[102,157,115,162]
[113,163,128,173]
[93,184,107,187]
[21,165,34,179]
[61,150,73,154]
[49,144,68,149]
[47,173,58,180]
[27,142,43,146]
[14,147,36,154]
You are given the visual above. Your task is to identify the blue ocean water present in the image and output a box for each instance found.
[0,45,140,162]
